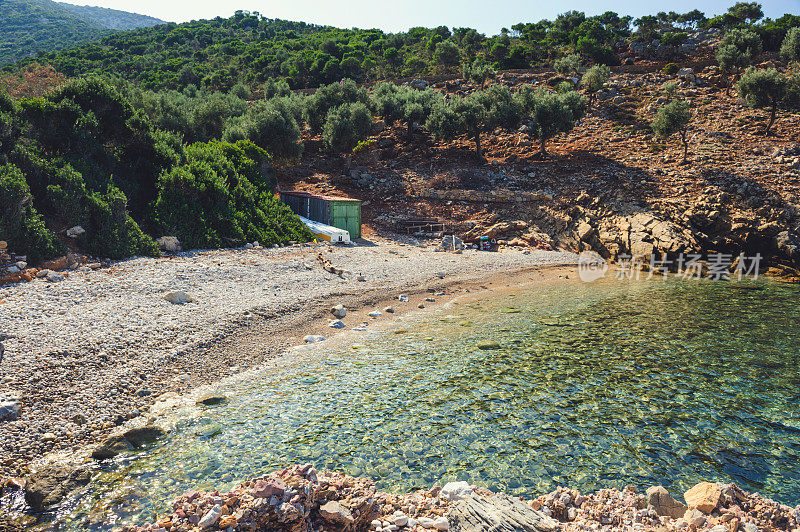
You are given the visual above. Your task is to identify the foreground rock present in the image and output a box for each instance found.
[121,472,800,532]
[24,464,91,512]
[91,425,166,459]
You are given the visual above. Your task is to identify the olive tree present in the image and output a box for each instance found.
[652,100,692,163]
[516,86,586,156]
[462,57,496,86]
[434,41,461,69]
[305,79,370,133]
[780,27,800,63]
[322,102,373,167]
[716,28,762,94]
[223,97,303,161]
[737,68,787,136]
[426,85,519,159]
[372,83,444,138]
[581,64,611,110]
[554,54,585,77]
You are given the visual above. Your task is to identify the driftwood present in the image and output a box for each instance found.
[447,493,559,532]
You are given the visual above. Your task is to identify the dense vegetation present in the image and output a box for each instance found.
[6,4,796,93]
[0,78,312,263]
[0,0,164,67]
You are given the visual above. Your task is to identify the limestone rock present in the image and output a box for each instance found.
[646,485,688,518]
[441,481,474,501]
[92,425,165,459]
[198,504,221,529]
[331,304,347,318]
[448,493,558,532]
[684,482,721,514]
[320,500,355,525]
[164,291,192,304]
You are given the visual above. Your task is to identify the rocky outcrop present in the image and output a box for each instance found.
[646,485,687,519]
[448,493,558,532]
[24,464,92,512]
[91,425,166,460]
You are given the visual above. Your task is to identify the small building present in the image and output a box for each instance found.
[279,191,362,239]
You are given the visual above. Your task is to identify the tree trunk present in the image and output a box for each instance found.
[539,137,547,157]
[766,101,777,136]
[681,129,688,164]
[407,119,414,139]
[474,132,483,159]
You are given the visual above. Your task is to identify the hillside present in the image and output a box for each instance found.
[0,0,164,67]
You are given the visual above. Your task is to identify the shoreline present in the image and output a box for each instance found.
[0,237,577,483]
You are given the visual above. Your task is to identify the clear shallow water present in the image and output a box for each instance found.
[45,278,800,528]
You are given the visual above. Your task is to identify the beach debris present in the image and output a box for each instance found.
[441,236,465,251]
[329,319,346,329]
[331,304,347,318]
[163,291,192,304]
[304,335,326,343]
[156,236,182,253]
[317,253,345,276]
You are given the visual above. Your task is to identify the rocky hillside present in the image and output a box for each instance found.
[279,58,800,280]
[0,0,164,66]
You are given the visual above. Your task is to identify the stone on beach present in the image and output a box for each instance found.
[476,340,501,350]
[329,319,346,329]
[163,291,192,304]
[331,304,347,318]
[646,485,687,518]
[320,500,355,525]
[156,236,182,252]
[198,504,221,529]
[0,393,21,422]
[253,478,285,498]
[369,309,382,318]
[441,481,474,501]
[91,425,166,459]
[45,271,65,283]
[684,482,721,514]
[24,464,91,512]
[304,335,326,343]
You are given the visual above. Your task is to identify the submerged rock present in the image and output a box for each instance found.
[24,464,91,512]
[196,394,227,406]
[91,425,166,459]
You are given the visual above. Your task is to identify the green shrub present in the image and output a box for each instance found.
[224,98,303,161]
[737,68,788,135]
[554,54,584,76]
[305,79,370,133]
[434,41,460,67]
[0,163,64,263]
[516,86,585,155]
[84,185,160,259]
[462,57,496,85]
[263,77,292,99]
[652,100,692,162]
[322,102,373,154]
[154,140,310,249]
[780,27,800,62]
[661,81,679,96]
[661,32,688,47]
[663,63,680,75]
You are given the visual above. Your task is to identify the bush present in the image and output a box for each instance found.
[581,64,611,108]
[154,140,310,249]
[661,81,679,96]
[462,57,495,85]
[305,79,370,133]
[661,32,688,47]
[737,68,788,135]
[84,185,160,259]
[663,63,680,75]
[223,98,303,161]
[516,86,585,155]
[781,27,800,62]
[652,100,692,162]
[434,41,461,67]
[554,54,584,76]
[263,77,292,99]
[322,102,373,154]
[0,163,64,263]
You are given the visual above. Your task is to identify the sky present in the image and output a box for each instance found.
[60,0,800,35]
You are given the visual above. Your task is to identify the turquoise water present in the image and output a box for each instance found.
[45,278,800,528]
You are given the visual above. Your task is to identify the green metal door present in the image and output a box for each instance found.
[330,201,361,239]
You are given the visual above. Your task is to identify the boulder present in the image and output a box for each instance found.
[646,486,688,518]
[304,335,326,343]
[196,395,227,407]
[45,271,65,283]
[253,478,285,498]
[331,304,347,318]
[24,465,91,512]
[684,482,721,514]
[157,236,182,252]
[92,425,165,459]
[198,504,221,529]
[319,500,355,526]
[441,481,474,501]
[328,320,346,329]
[65,226,85,238]
[0,393,21,422]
